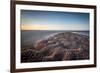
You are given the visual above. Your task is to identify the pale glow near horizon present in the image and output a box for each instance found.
[21,24,89,31]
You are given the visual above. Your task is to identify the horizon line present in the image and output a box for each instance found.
[21,29,89,31]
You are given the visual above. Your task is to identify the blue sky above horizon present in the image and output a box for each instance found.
[21,10,90,31]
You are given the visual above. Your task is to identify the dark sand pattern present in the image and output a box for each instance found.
[21,32,89,63]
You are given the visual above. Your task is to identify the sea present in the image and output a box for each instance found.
[21,30,89,49]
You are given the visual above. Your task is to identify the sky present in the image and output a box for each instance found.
[21,10,90,31]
